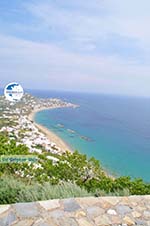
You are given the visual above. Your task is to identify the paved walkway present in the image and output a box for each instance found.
[0,196,150,225]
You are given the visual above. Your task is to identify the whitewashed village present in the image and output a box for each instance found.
[0,93,77,158]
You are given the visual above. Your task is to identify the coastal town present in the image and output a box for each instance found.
[0,93,77,155]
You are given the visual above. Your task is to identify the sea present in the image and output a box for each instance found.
[1,88,150,181]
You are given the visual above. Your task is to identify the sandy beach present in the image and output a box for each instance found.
[28,107,72,153]
[28,107,114,179]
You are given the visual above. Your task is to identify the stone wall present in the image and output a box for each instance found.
[0,196,150,226]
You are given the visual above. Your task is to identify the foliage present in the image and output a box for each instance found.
[0,175,91,204]
[0,132,150,204]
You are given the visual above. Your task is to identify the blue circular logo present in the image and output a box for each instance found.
[4,82,24,102]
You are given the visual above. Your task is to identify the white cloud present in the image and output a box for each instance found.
[0,1,150,96]
[24,0,150,54]
[2,0,149,59]
[0,33,150,96]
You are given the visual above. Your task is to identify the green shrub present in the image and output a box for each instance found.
[17,181,92,202]
[0,175,26,204]
[0,175,92,204]
[0,133,150,203]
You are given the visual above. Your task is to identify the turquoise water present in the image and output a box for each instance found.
[33,91,150,181]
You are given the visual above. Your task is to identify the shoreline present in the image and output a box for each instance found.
[28,107,73,154]
[28,107,115,179]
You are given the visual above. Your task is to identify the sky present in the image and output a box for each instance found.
[0,0,150,96]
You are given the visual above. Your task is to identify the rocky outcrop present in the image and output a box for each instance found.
[0,196,150,225]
